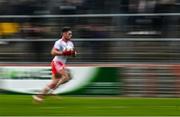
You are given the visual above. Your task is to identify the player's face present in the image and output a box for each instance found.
[64,31,72,40]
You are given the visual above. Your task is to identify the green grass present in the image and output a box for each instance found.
[1,94,180,116]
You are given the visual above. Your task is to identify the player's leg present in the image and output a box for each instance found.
[45,68,73,95]
[32,61,71,101]
[51,67,73,90]
[41,74,59,94]
[65,68,72,80]
[32,61,60,101]
[50,60,72,89]
[32,74,60,101]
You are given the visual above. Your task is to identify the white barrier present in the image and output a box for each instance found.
[0,66,97,94]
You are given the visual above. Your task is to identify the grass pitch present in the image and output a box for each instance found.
[1,94,180,116]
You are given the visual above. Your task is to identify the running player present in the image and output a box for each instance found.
[33,27,76,102]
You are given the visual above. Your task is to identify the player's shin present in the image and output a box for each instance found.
[47,73,71,95]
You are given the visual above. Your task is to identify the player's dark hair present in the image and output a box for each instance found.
[62,27,71,33]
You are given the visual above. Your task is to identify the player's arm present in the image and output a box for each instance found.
[51,48,63,56]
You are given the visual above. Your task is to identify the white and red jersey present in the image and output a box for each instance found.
[52,39,74,64]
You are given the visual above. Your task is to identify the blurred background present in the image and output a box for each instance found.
[0,0,180,97]
[0,0,180,63]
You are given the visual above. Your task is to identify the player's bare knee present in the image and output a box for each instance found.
[63,75,70,81]
[65,69,72,80]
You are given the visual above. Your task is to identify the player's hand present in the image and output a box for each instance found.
[71,50,77,57]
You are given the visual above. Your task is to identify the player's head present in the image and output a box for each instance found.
[61,27,72,40]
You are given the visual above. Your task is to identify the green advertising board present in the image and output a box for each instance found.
[0,66,121,95]
[69,67,121,95]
